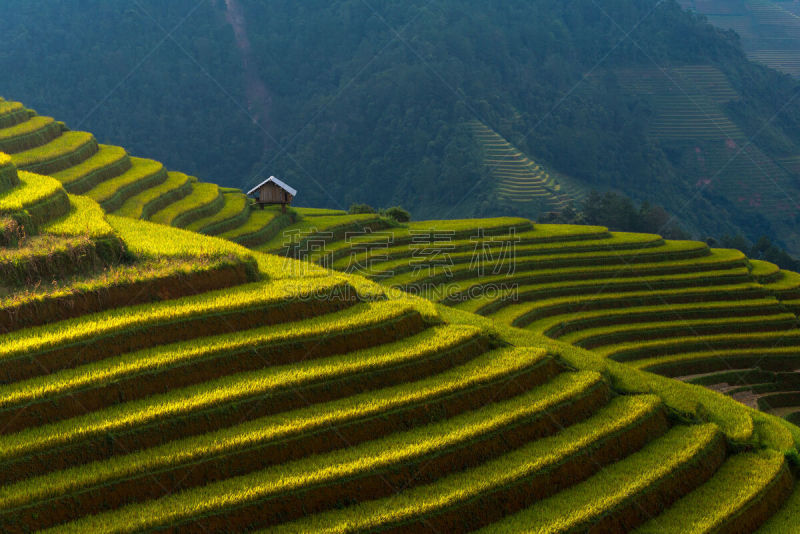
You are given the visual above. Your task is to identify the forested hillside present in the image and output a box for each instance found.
[3,0,800,252]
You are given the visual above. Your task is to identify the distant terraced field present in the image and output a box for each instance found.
[466,120,588,212]
[681,0,800,77]
[1,154,800,531]
[612,64,800,247]
[614,65,741,141]
[749,49,800,77]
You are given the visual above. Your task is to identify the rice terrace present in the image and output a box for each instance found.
[5,0,800,531]
[1,88,800,531]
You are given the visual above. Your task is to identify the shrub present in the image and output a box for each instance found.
[349,203,377,214]
[383,206,411,222]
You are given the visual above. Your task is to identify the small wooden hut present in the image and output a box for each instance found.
[247,176,297,212]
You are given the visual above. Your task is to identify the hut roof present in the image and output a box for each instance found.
[247,176,297,197]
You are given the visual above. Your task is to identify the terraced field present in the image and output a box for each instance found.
[317,219,800,427]
[3,95,800,529]
[749,50,800,78]
[0,169,798,531]
[0,157,259,334]
[466,120,588,212]
[612,65,800,248]
[681,0,800,77]
[0,97,356,250]
[740,0,800,75]
[614,65,742,141]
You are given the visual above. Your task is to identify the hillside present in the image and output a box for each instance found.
[3,91,800,528]
[5,93,800,428]
[5,1,800,253]
[680,0,800,77]
[2,147,800,531]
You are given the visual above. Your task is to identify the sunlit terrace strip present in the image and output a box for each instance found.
[0,346,552,511]
[599,330,800,362]
[631,347,800,374]
[0,299,421,411]
[633,450,790,533]
[495,283,769,328]
[444,265,753,310]
[0,170,64,214]
[332,231,662,272]
[42,370,621,533]
[149,181,223,227]
[106,215,334,280]
[113,171,191,220]
[0,115,60,153]
[51,145,130,193]
[262,395,665,534]
[10,131,96,174]
[43,194,115,239]
[560,313,799,349]
[0,101,26,128]
[383,242,736,288]
[0,277,355,364]
[185,192,249,234]
[531,298,788,337]
[324,217,540,254]
[0,324,481,463]
[480,424,723,533]
[256,213,385,253]
[84,156,166,210]
[220,208,282,241]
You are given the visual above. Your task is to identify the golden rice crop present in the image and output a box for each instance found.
[0,300,422,409]
[108,215,333,279]
[481,424,721,533]
[0,324,480,462]
[255,394,662,534]
[632,450,787,533]
[0,276,353,362]
[149,182,222,226]
[113,171,191,219]
[0,346,547,509]
[84,157,164,206]
[185,192,248,233]
[0,171,63,213]
[42,195,114,239]
[39,370,610,533]
[220,207,281,240]
[0,115,55,142]
[10,131,96,169]
[51,145,129,187]
[335,231,664,272]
